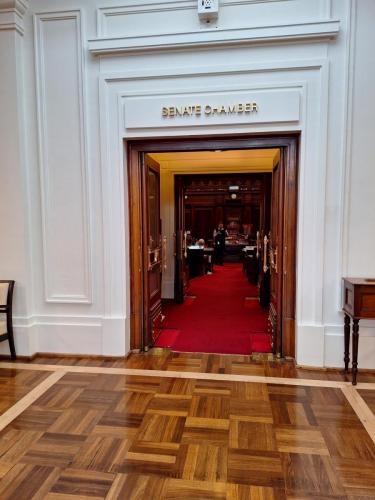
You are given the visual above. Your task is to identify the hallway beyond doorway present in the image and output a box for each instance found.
[128,136,298,357]
[156,263,271,355]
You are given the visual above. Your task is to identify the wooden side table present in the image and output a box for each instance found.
[342,277,375,385]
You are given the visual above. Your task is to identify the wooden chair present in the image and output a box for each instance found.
[0,280,16,359]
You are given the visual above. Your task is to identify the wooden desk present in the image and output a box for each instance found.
[187,247,214,278]
[224,243,247,262]
[243,246,258,285]
[342,277,375,384]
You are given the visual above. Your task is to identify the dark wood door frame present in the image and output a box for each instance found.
[127,134,299,357]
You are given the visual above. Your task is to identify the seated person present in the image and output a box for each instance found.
[189,238,213,275]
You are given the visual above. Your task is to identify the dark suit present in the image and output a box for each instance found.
[214,228,226,265]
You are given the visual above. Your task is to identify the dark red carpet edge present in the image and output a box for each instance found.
[156,263,272,355]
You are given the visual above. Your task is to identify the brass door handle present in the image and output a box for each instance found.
[148,246,161,270]
[273,247,278,273]
[162,236,167,271]
[269,246,278,274]
[256,231,260,259]
[183,231,188,259]
[269,246,274,271]
[283,245,287,276]
[263,235,268,273]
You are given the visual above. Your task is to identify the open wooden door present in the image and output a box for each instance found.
[174,175,189,303]
[142,154,163,348]
[128,136,297,357]
[258,174,271,309]
[268,159,284,356]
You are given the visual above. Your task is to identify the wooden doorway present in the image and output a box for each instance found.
[127,135,298,358]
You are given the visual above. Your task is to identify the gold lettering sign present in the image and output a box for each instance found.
[162,102,258,118]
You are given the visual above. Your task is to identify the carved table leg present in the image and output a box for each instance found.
[344,314,351,372]
[352,319,360,385]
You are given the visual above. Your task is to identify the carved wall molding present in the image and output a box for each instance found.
[89,20,339,55]
[34,10,92,304]
[0,0,29,35]
[183,174,264,194]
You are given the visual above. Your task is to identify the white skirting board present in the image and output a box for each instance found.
[2,317,375,369]
[324,325,375,369]
[0,320,38,358]
[0,316,129,357]
[296,322,375,369]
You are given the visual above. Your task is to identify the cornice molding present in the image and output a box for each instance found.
[0,0,29,35]
[88,20,340,56]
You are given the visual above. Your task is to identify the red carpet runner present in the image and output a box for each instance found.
[156,263,272,355]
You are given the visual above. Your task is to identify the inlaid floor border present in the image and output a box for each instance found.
[1,361,375,447]
[3,361,375,389]
[0,370,66,432]
[341,385,375,446]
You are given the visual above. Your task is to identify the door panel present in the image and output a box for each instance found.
[192,207,214,242]
[143,154,162,347]
[258,175,271,309]
[269,158,284,356]
[175,176,189,303]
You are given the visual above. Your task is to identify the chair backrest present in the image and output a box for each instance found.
[0,281,14,309]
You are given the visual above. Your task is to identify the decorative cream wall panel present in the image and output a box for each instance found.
[123,88,300,131]
[99,60,328,358]
[344,0,375,277]
[34,10,92,303]
[97,0,331,38]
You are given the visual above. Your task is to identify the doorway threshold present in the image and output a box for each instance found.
[250,352,277,362]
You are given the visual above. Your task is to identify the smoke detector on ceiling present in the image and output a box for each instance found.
[198,0,219,23]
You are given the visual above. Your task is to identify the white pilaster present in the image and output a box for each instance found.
[0,0,35,356]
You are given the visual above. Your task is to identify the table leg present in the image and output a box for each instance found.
[344,314,351,372]
[352,319,359,385]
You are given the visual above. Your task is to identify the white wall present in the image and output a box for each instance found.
[327,0,375,367]
[1,0,374,367]
[0,2,36,356]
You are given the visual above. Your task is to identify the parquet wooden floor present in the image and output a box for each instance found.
[1,370,375,499]
[16,351,375,383]
[0,369,50,415]
[358,389,375,417]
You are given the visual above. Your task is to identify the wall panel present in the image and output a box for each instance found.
[97,0,331,38]
[34,10,92,303]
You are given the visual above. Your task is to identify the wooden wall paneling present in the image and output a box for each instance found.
[192,207,214,242]
[216,205,224,226]
[282,140,298,357]
[182,174,267,242]
[185,209,192,231]
[142,155,163,347]
[270,158,285,357]
[140,153,150,348]
[264,173,272,233]
[243,206,252,229]
[253,204,261,234]
[128,146,144,351]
